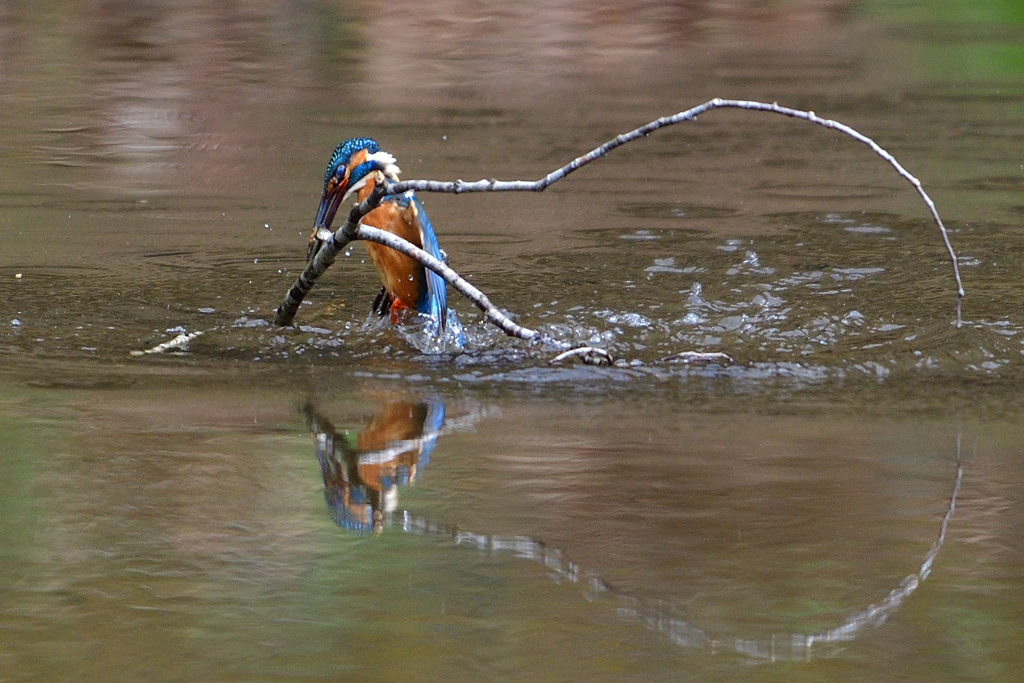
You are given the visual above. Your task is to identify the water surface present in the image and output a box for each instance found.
[1,2,1022,681]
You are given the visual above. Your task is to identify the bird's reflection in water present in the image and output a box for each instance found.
[303,400,444,534]
[302,401,963,661]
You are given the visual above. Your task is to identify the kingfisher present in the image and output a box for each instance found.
[308,137,449,333]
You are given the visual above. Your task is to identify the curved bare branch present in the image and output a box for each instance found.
[275,99,964,331]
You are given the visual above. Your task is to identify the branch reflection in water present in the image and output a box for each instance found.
[302,402,963,662]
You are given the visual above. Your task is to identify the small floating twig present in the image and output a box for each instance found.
[549,346,616,366]
[661,351,734,365]
[130,330,204,356]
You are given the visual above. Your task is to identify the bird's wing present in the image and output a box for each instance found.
[409,195,448,328]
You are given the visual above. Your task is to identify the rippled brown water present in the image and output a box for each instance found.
[1,2,1022,681]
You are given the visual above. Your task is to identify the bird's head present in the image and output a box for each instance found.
[314,137,401,231]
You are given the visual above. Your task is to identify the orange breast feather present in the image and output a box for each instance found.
[361,200,427,309]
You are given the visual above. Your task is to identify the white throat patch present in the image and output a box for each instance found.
[365,151,401,181]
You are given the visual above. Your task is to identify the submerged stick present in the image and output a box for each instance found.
[275,98,964,331]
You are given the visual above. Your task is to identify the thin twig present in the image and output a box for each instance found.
[274,99,964,331]
[356,225,538,341]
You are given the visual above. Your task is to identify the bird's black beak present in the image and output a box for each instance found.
[307,180,346,261]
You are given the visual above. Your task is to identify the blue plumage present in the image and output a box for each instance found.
[324,137,378,186]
